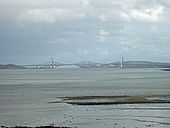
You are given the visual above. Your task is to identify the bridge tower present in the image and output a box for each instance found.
[51,58,54,69]
[121,57,123,68]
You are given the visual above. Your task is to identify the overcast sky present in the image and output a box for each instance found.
[0,0,170,64]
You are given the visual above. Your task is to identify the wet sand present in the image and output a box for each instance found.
[43,94,170,128]
[53,102,170,128]
[3,95,170,128]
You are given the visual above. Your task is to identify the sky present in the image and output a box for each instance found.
[0,0,170,64]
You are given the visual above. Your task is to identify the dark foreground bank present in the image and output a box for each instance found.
[1,126,70,128]
[58,94,170,105]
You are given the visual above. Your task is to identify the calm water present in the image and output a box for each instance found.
[0,68,170,127]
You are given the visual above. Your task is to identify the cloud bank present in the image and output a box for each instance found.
[0,0,170,64]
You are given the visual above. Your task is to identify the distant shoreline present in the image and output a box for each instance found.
[1,61,170,69]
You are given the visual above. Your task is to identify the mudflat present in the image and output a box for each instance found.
[59,94,170,105]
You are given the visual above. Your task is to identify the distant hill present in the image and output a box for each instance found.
[105,61,170,68]
[0,64,21,69]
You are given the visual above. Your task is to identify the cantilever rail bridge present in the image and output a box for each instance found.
[20,59,101,69]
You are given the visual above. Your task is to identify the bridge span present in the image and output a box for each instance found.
[20,59,101,69]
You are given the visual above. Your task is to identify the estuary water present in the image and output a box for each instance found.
[0,68,170,127]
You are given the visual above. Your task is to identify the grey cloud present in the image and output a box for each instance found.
[1,0,170,23]
[0,0,170,64]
